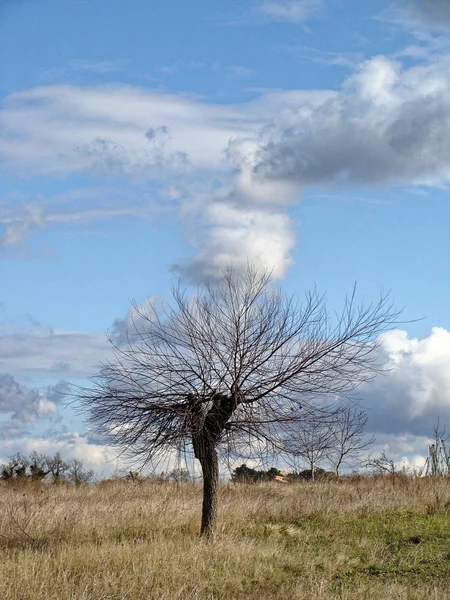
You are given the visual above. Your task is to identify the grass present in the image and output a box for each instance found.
[1,476,450,599]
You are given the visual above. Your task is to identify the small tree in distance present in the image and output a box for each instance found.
[325,406,375,476]
[287,419,334,482]
[79,266,399,536]
[67,458,94,486]
[46,452,69,484]
[365,450,398,477]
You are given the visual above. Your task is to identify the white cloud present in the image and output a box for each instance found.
[0,328,111,383]
[180,54,450,278]
[0,84,327,279]
[361,327,450,436]
[358,432,430,475]
[0,432,123,477]
[0,84,327,178]
[156,59,253,79]
[0,85,257,177]
[281,45,363,70]
[2,54,450,279]
[0,373,50,418]
[0,204,44,251]
[0,427,198,478]
[0,202,153,253]
[110,297,156,346]
[258,0,322,23]
[173,202,296,281]
[250,55,450,187]
[0,373,60,438]
[3,321,450,472]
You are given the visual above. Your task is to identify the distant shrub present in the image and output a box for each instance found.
[231,464,284,483]
[231,464,339,483]
[292,468,336,481]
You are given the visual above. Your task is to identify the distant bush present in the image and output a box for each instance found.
[231,464,285,483]
[289,468,336,482]
[231,464,337,483]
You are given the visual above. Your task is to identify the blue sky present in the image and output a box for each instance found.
[1,0,450,475]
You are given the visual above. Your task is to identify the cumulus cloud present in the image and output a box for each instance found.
[46,381,71,405]
[0,373,60,438]
[0,373,55,420]
[110,297,156,346]
[250,55,450,187]
[179,54,450,278]
[258,0,322,23]
[360,327,450,437]
[0,424,193,477]
[4,322,449,471]
[173,202,296,281]
[365,432,429,472]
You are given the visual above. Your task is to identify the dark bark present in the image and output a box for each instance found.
[198,446,219,537]
[192,393,237,536]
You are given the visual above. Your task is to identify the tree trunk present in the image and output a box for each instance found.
[198,447,219,537]
[191,392,237,537]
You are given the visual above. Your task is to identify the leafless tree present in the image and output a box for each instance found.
[46,452,69,483]
[325,406,375,475]
[425,419,449,476]
[66,458,94,486]
[78,266,399,536]
[287,419,334,481]
[364,450,397,477]
[0,453,28,480]
[29,451,49,480]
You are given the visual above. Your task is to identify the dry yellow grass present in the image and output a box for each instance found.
[1,476,450,599]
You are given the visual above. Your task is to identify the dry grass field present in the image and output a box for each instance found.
[1,476,450,600]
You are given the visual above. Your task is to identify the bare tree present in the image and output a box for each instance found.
[29,451,49,480]
[365,450,398,477]
[424,419,449,476]
[325,406,375,475]
[66,458,94,486]
[287,419,334,481]
[46,452,69,483]
[0,453,28,480]
[79,266,399,536]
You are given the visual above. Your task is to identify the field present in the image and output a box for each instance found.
[1,477,450,600]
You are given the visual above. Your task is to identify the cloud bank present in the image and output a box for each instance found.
[2,55,450,279]
[0,326,110,383]
[0,431,124,477]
